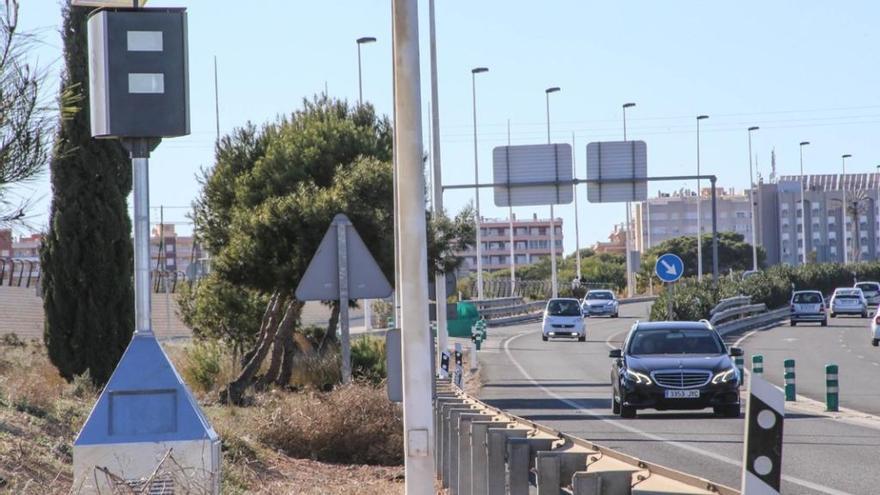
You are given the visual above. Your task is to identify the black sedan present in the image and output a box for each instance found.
[609,321,743,419]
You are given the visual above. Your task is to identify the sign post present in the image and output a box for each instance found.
[655,253,683,321]
[296,214,393,384]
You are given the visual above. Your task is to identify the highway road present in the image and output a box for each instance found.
[476,302,880,495]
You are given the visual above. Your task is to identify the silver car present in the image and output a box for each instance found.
[829,287,868,318]
[789,290,827,326]
[581,290,619,318]
[855,281,880,306]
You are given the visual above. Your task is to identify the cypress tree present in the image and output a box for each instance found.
[41,2,134,385]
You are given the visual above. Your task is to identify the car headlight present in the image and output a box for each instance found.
[712,367,738,384]
[625,369,652,385]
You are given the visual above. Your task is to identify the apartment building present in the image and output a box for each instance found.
[764,174,880,265]
[456,213,563,275]
[633,188,753,252]
[150,224,202,275]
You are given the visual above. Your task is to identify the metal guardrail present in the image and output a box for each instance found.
[435,380,738,495]
[480,300,545,319]
[715,307,790,336]
[709,295,751,317]
[483,296,659,327]
[710,303,767,326]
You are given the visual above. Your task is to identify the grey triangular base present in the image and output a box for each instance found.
[74,333,218,446]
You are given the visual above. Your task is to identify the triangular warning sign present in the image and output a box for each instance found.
[295,213,393,301]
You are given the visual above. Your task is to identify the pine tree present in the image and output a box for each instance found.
[40,2,134,385]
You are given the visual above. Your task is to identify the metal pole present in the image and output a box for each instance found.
[472,68,488,300]
[747,127,759,272]
[213,56,220,141]
[337,221,351,384]
[696,115,708,281]
[127,139,158,336]
[573,132,581,280]
[508,119,515,295]
[392,0,435,491]
[800,143,807,265]
[546,88,559,298]
[622,103,634,297]
[842,154,850,264]
[711,176,719,283]
[428,0,448,366]
[357,42,363,105]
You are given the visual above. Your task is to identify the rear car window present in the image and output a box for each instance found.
[628,329,724,355]
[793,293,822,304]
[547,300,581,316]
[856,283,879,292]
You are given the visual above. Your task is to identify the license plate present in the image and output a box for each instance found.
[664,390,700,399]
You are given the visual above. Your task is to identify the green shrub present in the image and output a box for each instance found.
[181,340,224,393]
[351,336,386,384]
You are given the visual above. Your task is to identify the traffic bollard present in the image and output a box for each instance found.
[825,364,839,412]
[752,354,764,377]
[784,359,796,401]
[387,316,394,329]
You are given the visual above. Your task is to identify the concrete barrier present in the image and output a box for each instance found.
[433,380,740,495]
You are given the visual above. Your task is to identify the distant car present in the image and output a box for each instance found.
[581,290,619,318]
[789,290,828,326]
[855,281,880,305]
[542,298,586,342]
[609,321,742,419]
[829,287,868,318]
[871,309,880,347]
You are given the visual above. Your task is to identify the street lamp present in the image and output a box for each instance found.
[472,67,489,300]
[842,154,852,264]
[622,102,636,297]
[747,126,760,271]
[696,115,709,281]
[799,141,810,265]
[355,37,376,105]
[545,86,561,298]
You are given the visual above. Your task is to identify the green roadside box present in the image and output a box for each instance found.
[448,301,479,337]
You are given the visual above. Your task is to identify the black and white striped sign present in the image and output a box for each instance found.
[741,375,784,494]
[453,343,463,388]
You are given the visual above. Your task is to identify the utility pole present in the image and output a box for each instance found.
[428,0,447,370]
[392,0,435,492]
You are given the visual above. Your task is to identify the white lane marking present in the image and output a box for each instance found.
[503,330,853,495]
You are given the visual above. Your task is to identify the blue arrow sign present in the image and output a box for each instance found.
[655,253,684,283]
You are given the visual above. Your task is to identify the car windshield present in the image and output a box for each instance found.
[793,293,822,304]
[587,292,613,300]
[547,300,581,316]
[628,328,724,355]
[856,283,878,292]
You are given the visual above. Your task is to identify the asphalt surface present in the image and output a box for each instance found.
[477,302,880,495]
[738,313,880,415]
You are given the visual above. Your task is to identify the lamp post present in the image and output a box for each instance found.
[842,154,852,264]
[747,126,760,272]
[355,36,376,105]
[546,86,561,298]
[622,102,636,297]
[472,67,488,300]
[799,141,810,265]
[573,131,581,281]
[696,115,709,281]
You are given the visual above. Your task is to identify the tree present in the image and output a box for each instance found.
[0,0,55,225]
[638,232,766,281]
[41,2,134,385]
[185,96,472,404]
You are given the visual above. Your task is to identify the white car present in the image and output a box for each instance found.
[855,281,880,306]
[872,309,880,347]
[542,298,586,342]
[829,287,868,318]
[581,290,619,318]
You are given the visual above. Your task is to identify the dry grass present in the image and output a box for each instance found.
[254,382,404,466]
[0,337,406,494]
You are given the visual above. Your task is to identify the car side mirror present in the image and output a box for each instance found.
[729,347,744,357]
[609,349,622,358]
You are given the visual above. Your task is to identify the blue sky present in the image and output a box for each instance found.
[13,1,880,254]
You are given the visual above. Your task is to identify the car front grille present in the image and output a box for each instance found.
[552,324,574,328]
[650,370,712,389]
